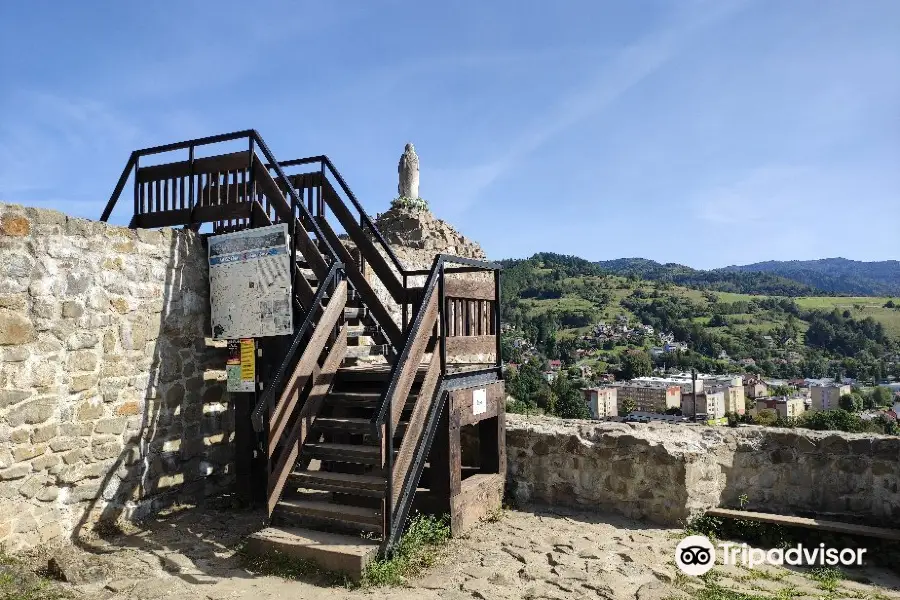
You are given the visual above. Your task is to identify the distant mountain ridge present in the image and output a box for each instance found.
[593,257,820,296]
[722,258,900,296]
[596,257,899,297]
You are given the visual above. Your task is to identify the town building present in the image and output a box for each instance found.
[756,396,806,420]
[614,381,682,413]
[810,383,852,411]
[681,390,727,422]
[583,387,618,420]
[707,383,746,415]
[743,377,768,400]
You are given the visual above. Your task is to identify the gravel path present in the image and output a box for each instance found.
[14,505,900,600]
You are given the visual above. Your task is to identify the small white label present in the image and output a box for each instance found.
[473,388,487,415]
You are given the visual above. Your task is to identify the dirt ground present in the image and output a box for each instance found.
[10,504,900,600]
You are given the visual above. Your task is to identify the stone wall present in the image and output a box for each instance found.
[0,203,231,550]
[506,414,900,527]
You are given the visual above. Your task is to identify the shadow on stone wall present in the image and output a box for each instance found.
[68,229,241,573]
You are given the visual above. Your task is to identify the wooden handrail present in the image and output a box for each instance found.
[267,280,347,456]
[267,326,348,515]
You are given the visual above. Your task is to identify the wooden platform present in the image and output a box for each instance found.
[245,526,379,581]
[706,508,900,541]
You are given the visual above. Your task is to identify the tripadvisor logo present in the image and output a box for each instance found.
[675,535,867,575]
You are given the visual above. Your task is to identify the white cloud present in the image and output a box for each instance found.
[424,0,751,216]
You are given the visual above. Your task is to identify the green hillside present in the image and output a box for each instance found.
[500,253,900,383]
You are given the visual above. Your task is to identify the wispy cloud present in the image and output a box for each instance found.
[425,0,750,217]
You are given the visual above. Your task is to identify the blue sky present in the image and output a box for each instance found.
[1,0,897,268]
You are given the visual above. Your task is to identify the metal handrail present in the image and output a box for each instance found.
[250,261,342,432]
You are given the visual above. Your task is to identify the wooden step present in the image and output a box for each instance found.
[314,417,371,434]
[336,365,429,383]
[345,344,389,358]
[244,527,378,582]
[343,307,367,320]
[288,470,386,497]
[347,325,379,338]
[276,499,383,530]
[328,391,418,408]
[304,443,381,465]
[315,417,409,438]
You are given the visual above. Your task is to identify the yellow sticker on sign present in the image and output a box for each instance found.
[240,339,255,381]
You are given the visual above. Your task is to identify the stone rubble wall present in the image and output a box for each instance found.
[506,414,900,527]
[0,203,231,550]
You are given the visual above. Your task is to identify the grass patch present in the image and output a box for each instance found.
[361,513,451,587]
[0,548,70,600]
[807,566,843,593]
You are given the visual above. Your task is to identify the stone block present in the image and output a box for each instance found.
[61,301,84,318]
[6,397,55,427]
[94,418,127,435]
[70,373,99,393]
[0,294,26,310]
[0,215,30,236]
[10,429,29,443]
[0,308,35,345]
[13,445,45,463]
[114,401,141,417]
[31,424,58,444]
[60,449,85,466]
[0,347,29,363]
[76,399,104,421]
[0,465,30,480]
[92,439,123,461]
[66,331,98,350]
[18,475,51,499]
[67,350,98,373]
[31,454,60,472]
[49,436,86,452]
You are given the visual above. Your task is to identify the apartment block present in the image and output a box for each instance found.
[810,384,852,411]
[583,386,618,419]
[681,390,726,420]
[615,382,682,413]
[756,397,806,419]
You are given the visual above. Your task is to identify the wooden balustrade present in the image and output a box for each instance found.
[442,278,497,359]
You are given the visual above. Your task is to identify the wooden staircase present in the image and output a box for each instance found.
[100,130,504,580]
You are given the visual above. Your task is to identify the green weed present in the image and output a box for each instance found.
[361,513,451,587]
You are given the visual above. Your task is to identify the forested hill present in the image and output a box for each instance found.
[593,257,819,296]
[721,258,900,296]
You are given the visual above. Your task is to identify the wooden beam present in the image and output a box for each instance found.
[130,202,250,229]
[193,151,252,175]
[450,381,505,428]
[267,326,347,516]
[389,291,438,430]
[136,160,192,183]
[391,350,442,507]
[705,508,900,541]
[449,473,504,537]
[320,180,406,302]
[443,279,495,302]
[445,335,495,359]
